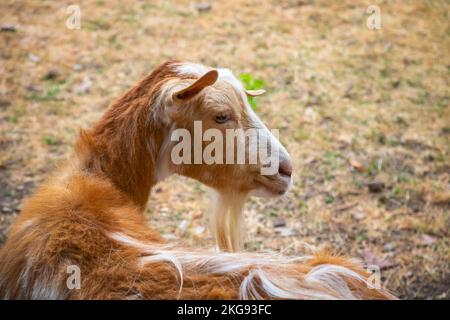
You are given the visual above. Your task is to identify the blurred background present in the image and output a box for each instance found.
[0,0,449,299]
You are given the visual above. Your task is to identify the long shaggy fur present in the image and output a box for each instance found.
[0,61,396,299]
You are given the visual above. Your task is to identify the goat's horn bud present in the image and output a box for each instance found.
[245,89,266,97]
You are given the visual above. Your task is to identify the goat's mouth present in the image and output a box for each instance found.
[251,174,292,197]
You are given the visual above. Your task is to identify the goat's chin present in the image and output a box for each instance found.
[249,187,288,198]
[250,175,292,198]
[249,187,279,198]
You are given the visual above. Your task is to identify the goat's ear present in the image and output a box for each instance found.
[245,89,266,97]
[173,70,218,101]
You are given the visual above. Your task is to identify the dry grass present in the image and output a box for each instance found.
[0,0,449,299]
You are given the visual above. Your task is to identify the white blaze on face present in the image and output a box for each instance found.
[174,62,291,176]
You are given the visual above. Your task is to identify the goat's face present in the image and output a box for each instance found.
[157,63,292,197]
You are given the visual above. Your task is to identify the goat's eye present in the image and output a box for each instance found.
[214,114,229,124]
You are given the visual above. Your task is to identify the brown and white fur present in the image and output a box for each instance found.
[0,61,396,299]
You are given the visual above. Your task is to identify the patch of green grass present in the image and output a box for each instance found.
[351,175,365,189]
[268,210,278,218]
[356,229,367,242]
[434,96,449,111]
[42,134,59,146]
[404,78,421,88]
[387,137,401,147]
[396,171,412,184]
[5,104,27,123]
[394,116,408,127]
[324,194,334,204]
[293,128,310,142]
[298,200,309,214]
[323,151,343,166]
[323,169,334,181]
[5,115,18,124]
[368,129,387,145]
[413,91,430,105]
[146,208,153,219]
[366,157,384,177]
[28,81,64,101]
[380,67,390,79]
[122,9,140,27]
[3,191,12,198]
[174,212,183,221]
[141,3,158,11]
[240,73,266,111]
[108,34,123,50]
[85,19,110,31]
[393,186,402,196]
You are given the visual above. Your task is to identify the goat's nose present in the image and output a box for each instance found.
[278,160,293,177]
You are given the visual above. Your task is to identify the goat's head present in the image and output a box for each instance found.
[156,62,293,199]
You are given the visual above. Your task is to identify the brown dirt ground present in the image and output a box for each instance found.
[0,0,449,299]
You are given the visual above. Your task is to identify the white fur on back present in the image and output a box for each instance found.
[109,232,378,300]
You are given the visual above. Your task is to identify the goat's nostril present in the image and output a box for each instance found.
[279,161,293,177]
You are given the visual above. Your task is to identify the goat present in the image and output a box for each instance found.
[0,61,396,299]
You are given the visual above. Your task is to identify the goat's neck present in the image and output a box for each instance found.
[75,70,174,210]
